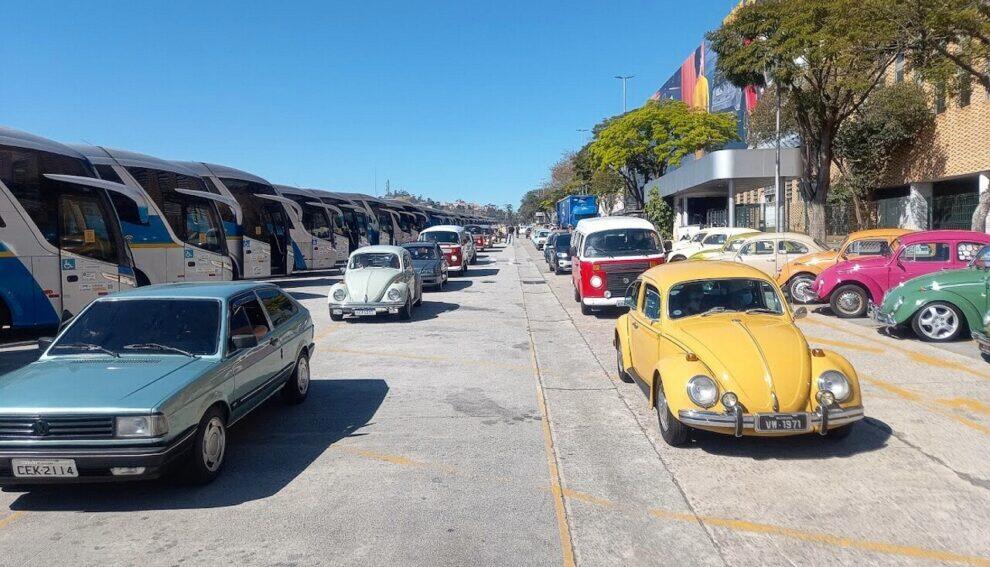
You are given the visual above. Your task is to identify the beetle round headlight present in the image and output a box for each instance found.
[818,370,851,402]
[590,275,604,289]
[686,376,718,408]
[387,288,402,301]
[332,288,347,301]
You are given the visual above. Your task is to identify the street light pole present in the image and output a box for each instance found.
[614,75,634,113]
[774,84,782,233]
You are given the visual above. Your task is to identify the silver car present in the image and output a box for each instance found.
[328,246,423,321]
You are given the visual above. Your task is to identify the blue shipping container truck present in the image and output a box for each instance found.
[556,195,598,228]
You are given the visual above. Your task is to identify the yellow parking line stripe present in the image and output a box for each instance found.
[0,512,25,530]
[937,398,990,415]
[804,318,990,381]
[862,376,990,435]
[332,442,990,566]
[804,335,883,354]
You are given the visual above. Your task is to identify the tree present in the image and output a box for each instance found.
[644,186,675,239]
[832,82,932,227]
[894,0,990,94]
[588,100,738,210]
[709,0,904,240]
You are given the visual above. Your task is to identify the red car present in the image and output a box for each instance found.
[813,229,990,318]
[571,217,665,315]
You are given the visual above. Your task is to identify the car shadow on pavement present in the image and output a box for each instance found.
[685,416,892,459]
[275,277,341,290]
[466,268,500,277]
[286,291,328,301]
[343,301,461,324]
[443,280,474,291]
[4,379,388,511]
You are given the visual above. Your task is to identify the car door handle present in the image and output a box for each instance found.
[269,336,280,346]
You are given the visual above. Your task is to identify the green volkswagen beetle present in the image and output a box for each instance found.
[0,282,314,485]
[872,243,990,342]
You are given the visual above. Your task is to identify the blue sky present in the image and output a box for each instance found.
[2,0,736,207]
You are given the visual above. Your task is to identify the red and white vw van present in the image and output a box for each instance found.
[571,217,665,314]
[419,225,474,276]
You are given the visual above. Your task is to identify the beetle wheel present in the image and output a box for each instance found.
[829,285,868,318]
[655,377,689,446]
[615,339,633,383]
[787,275,817,304]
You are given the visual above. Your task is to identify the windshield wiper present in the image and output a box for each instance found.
[745,308,778,315]
[699,307,729,317]
[123,343,197,357]
[52,342,119,357]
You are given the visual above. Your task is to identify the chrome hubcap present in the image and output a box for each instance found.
[837,291,863,314]
[790,277,816,304]
[202,417,226,472]
[656,384,670,430]
[297,358,310,395]
[918,305,959,339]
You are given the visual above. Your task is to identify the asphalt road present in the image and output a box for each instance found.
[0,240,989,566]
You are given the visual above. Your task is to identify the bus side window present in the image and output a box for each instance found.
[59,190,119,264]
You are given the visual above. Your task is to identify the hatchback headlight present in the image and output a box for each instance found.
[387,288,402,301]
[332,288,347,301]
[818,370,851,402]
[557,252,568,258]
[116,414,168,438]
[686,376,718,408]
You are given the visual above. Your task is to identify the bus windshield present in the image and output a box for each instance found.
[220,178,284,241]
[127,166,225,254]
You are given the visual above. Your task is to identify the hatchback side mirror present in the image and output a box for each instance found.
[793,306,808,320]
[37,337,54,351]
[231,334,259,350]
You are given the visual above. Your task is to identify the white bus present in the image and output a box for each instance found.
[0,127,145,332]
[274,185,349,270]
[70,145,235,286]
[178,161,295,279]
[311,190,372,255]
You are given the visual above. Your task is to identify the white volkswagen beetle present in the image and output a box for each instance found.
[328,245,422,321]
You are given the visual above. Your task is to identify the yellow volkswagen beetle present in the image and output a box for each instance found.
[614,261,864,446]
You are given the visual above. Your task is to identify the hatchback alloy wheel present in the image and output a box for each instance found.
[913,303,962,341]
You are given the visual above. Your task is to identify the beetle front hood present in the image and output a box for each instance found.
[0,356,211,411]
[671,315,812,412]
[344,268,404,302]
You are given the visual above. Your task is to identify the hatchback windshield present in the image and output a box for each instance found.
[584,229,661,258]
[52,299,221,355]
[420,231,459,244]
[668,278,783,319]
[350,252,400,269]
[405,245,439,260]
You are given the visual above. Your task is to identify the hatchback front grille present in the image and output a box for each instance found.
[0,415,115,439]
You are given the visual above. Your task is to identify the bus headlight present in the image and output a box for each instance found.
[590,275,604,289]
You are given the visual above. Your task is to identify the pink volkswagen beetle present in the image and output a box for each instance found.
[814,230,990,318]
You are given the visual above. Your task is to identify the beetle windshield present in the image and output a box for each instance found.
[584,229,661,258]
[420,231,459,244]
[350,252,400,269]
[404,245,439,260]
[668,278,784,319]
[970,245,990,268]
[52,299,221,355]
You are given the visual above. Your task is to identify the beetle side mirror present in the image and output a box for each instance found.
[793,306,808,320]
[37,337,54,351]
[231,334,259,350]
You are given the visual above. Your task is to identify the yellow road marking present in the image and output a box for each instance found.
[331,443,990,566]
[804,335,883,354]
[862,376,990,435]
[804,318,990,381]
[937,398,990,415]
[0,511,24,530]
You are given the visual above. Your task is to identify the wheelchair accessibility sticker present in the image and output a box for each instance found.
[61,259,76,271]
[184,249,195,259]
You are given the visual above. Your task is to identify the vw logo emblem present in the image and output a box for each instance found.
[622,277,630,284]
[32,420,50,436]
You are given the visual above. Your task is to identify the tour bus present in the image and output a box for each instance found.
[177,161,296,278]
[274,184,348,270]
[571,216,666,315]
[334,192,408,246]
[311,190,372,254]
[382,199,429,244]
[71,144,235,286]
[0,127,146,332]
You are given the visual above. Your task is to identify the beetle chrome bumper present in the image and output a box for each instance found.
[678,405,864,435]
[972,331,990,354]
[867,301,896,326]
[329,300,405,315]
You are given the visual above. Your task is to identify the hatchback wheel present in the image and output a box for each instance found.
[787,275,817,304]
[912,302,964,342]
[829,285,868,318]
[185,407,227,484]
[281,353,310,404]
[656,378,689,446]
[615,340,633,383]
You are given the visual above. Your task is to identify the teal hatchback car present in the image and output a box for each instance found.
[0,282,314,485]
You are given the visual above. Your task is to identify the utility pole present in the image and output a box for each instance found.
[614,75,634,113]
[774,81,782,233]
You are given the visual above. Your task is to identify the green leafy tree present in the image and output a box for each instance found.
[644,186,675,239]
[894,0,990,93]
[709,0,904,240]
[588,100,737,210]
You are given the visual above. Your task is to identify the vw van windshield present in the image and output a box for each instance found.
[420,231,459,244]
[583,229,661,258]
[350,252,400,269]
[668,278,783,319]
[52,299,221,356]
